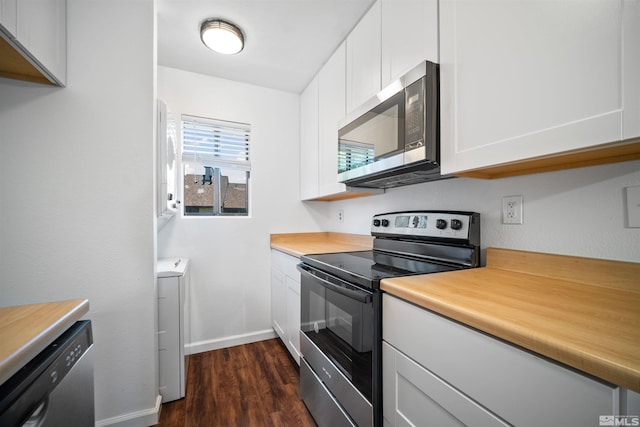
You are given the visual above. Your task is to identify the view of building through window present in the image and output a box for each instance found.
[181,115,250,216]
[183,168,248,215]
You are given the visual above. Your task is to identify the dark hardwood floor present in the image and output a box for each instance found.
[157,338,316,427]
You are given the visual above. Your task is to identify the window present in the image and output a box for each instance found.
[181,115,250,216]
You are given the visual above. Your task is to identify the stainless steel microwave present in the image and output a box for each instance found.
[337,60,448,188]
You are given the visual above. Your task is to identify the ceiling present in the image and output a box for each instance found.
[156,0,376,94]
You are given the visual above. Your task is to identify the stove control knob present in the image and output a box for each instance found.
[450,219,463,230]
[436,219,448,229]
[381,219,390,227]
[373,219,381,227]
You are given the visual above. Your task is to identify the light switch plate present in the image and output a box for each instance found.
[626,186,640,228]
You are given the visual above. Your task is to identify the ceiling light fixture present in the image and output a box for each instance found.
[200,19,245,55]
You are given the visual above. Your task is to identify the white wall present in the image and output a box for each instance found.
[0,0,159,425]
[329,160,640,263]
[157,66,329,352]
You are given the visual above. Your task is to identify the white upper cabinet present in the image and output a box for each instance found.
[381,0,438,88]
[157,100,178,231]
[624,0,640,140]
[346,0,381,113]
[16,0,66,85]
[318,42,347,196]
[440,0,639,175]
[300,75,320,200]
[0,0,66,85]
[0,0,17,36]
[301,43,382,201]
[300,0,440,200]
[346,0,440,113]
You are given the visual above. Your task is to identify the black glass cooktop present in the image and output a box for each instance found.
[301,250,463,290]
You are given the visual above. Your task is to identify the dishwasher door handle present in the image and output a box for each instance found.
[22,398,48,427]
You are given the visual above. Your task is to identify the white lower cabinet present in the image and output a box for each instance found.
[285,275,301,364]
[383,294,623,427]
[383,342,508,427]
[157,258,190,403]
[271,249,301,364]
[271,267,286,340]
[625,388,640,415]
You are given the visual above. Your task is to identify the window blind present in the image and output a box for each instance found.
[338,140,375,173]
[182,115,250,170]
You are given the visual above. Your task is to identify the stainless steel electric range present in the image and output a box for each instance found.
[297,211,481,427]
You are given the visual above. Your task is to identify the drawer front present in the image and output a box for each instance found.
[383,294,617,427]
[300,332,372,427]
[271,249,299,278]
[383,342,508,427]
[300,358,356,427]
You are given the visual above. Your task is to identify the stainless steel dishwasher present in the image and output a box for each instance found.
[0,320,94,426]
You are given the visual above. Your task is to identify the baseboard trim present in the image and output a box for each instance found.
[96,394,162,427]
[186,329,277,355]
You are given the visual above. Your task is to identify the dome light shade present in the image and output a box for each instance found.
[200,19,244,55]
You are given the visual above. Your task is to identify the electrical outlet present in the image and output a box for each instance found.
[502,195,523,224]
[338,209,344,223]
[626,186,640,228]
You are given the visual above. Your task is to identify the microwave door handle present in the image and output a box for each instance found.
[298,265,372,303]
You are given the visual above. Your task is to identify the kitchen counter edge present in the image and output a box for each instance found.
[270,232,373,258]
[0,299,90,386]
[380,248,640,393]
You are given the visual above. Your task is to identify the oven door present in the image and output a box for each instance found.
[298,263,374,427]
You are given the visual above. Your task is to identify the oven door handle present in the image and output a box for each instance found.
[297,264,373,303]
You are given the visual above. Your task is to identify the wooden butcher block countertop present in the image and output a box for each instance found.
[0,299,89,386]
[270,232,373,258]
[381,248,640,393]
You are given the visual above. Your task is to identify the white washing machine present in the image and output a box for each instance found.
[157,257,190,403]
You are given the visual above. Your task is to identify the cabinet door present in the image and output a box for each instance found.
[381,0,438,88]
[440,0,626,174]
[300,75,320,200]
[318,42,347,196]
[0,0,17,37]
[16,0,66,85]
[623,388,640,416]
[383,342,508,427]
[270,267,286,341]
[285,275,301,365]
[271,250,301,364]
[157,100,178,229]
[158,276,183,402]
[383,294,617,427]
[346,0,381,113]
[624,0,640,139]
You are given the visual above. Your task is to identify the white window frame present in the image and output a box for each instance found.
[181,115,251,217]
